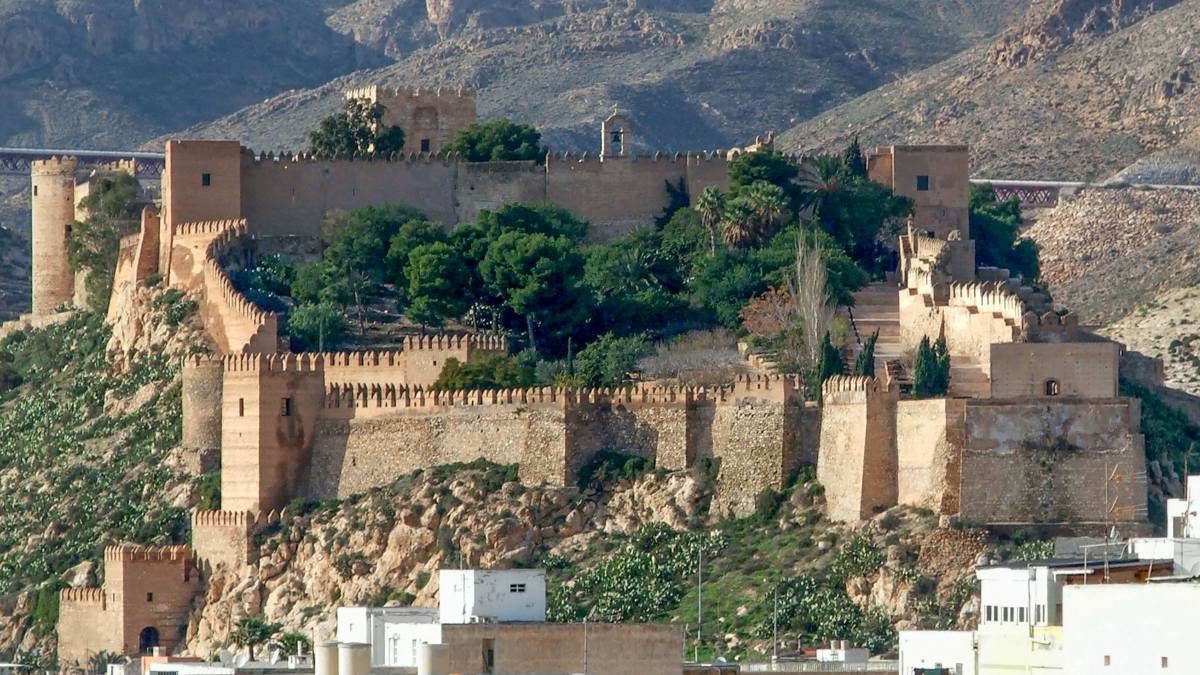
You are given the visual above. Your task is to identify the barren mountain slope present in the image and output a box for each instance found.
[163,0,1026,153]
[0,0,383,150]
[780,0,1200,181]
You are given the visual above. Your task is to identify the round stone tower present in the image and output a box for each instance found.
[30,157,79,315]
[182,355,224,473]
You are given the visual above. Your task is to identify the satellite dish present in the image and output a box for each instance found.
[217,650,234,667]
[233,652,251,669]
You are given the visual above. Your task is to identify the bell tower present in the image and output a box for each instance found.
[601,113,631,159]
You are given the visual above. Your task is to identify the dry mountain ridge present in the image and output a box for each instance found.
[163,0,1026,153]
[780,0,1200,182]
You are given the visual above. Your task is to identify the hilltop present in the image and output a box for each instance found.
[779,0,1200,182]
[145,0,1025,153]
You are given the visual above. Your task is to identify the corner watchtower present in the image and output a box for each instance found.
[30,157,79,315]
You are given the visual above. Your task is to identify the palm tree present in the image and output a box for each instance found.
[720,197,757,249]
[231,616,282,661]
[745,181,787,241]
[695,186,725,253]
[794,155,843,220]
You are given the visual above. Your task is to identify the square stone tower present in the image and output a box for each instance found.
[345,86,477,154]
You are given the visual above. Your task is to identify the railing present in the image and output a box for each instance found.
[740,661,899,672]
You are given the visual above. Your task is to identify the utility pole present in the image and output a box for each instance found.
[772,587,779,663]
[696,548,703,664]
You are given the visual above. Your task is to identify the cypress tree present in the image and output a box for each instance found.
[853,329,879,377]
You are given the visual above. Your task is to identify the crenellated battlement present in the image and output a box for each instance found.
[203,223,277,351]
[223,352,323,373]
[183,353,223,371]
[243,147,457,167]
[60,587,106,605]
[548,150,731,166]
[400,334,505,352]
[31,156,79,173]
[174,219,244,237]
[948,280,1027,324]
[191,508,281,529]
[104,544,191,563]
[344,85,475,101]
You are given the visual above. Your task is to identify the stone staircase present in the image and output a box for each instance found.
[949,355,991,398]
[842,283,905,380]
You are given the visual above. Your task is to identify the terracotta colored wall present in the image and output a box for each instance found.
[544,154,690,242]
[443,622,682,675]
[162,141,242,230]
[57,589,116,665]
[817,377,898,522]
[103,546,199,658]
[896,398,965,515]
[989,342,1119,399]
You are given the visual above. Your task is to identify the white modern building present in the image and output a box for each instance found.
[1062,581,1199,674]
[437,569,547,625]
[336,607,439,668]
[899,556,1168,675]
[336,569,546,669]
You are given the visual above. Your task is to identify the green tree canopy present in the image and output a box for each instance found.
[287,301,348,352]
[406,242,472,327]
[969,183,1040,280]
[430,355,536,391]
[231,616,282,661]
[571,332,652,388]
[479,231,590,352]
[308,98,405,160]
[443,119,546,163]
[67,171,142,308]
[912,335,950,398]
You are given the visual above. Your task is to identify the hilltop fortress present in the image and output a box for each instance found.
[31,88,1151,664]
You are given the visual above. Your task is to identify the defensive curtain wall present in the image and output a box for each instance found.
[188,359,818,568]
[817,376,1146,525]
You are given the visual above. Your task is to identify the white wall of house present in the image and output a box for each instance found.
[1063,583,1198,674]
[438,569,547,624]
[382,622,443,668]
[336,607,439,666]
[899,630,977,675]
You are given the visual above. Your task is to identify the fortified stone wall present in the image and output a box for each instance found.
[958,398,1146,524]
[182,355,224,473]
[989,342,1119,399]
[895,398,965,515]
[239,151,459,236]
[817,376,898,522]
[190,510,279,569]
[57,588,113,664]
[443,623,682,675]
[345,86,477,154]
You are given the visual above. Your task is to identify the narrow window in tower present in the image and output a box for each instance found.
[917,175,930,191]
[239,398,245,417]
[32,186,37,197]
[147,592,154,602]
[420,139,431,152]
[202,173,212,187]
[281,397,293,417]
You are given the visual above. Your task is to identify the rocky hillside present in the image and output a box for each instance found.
[780,0,1200,181]
[0,286,209,663]
[158,0,1026,153]
[0,0,380,150]
[1025,187,1200,325]
[189,459,999,662]
[0,224,29,319]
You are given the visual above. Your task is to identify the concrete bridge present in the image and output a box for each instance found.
[970,178,1200,210]
[0,147,164,179]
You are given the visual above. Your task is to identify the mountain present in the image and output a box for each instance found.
[779,0,1200,182]
[156,0,1026,153]
[0,0,381,150]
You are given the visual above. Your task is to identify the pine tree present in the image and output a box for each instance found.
[853,329,879,377]
[842,136,867,178]
[933,335,951,394]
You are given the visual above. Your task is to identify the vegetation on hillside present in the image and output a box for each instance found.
[968,184,1040,280]
[0,300,202,666]
[67,172,142,308]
